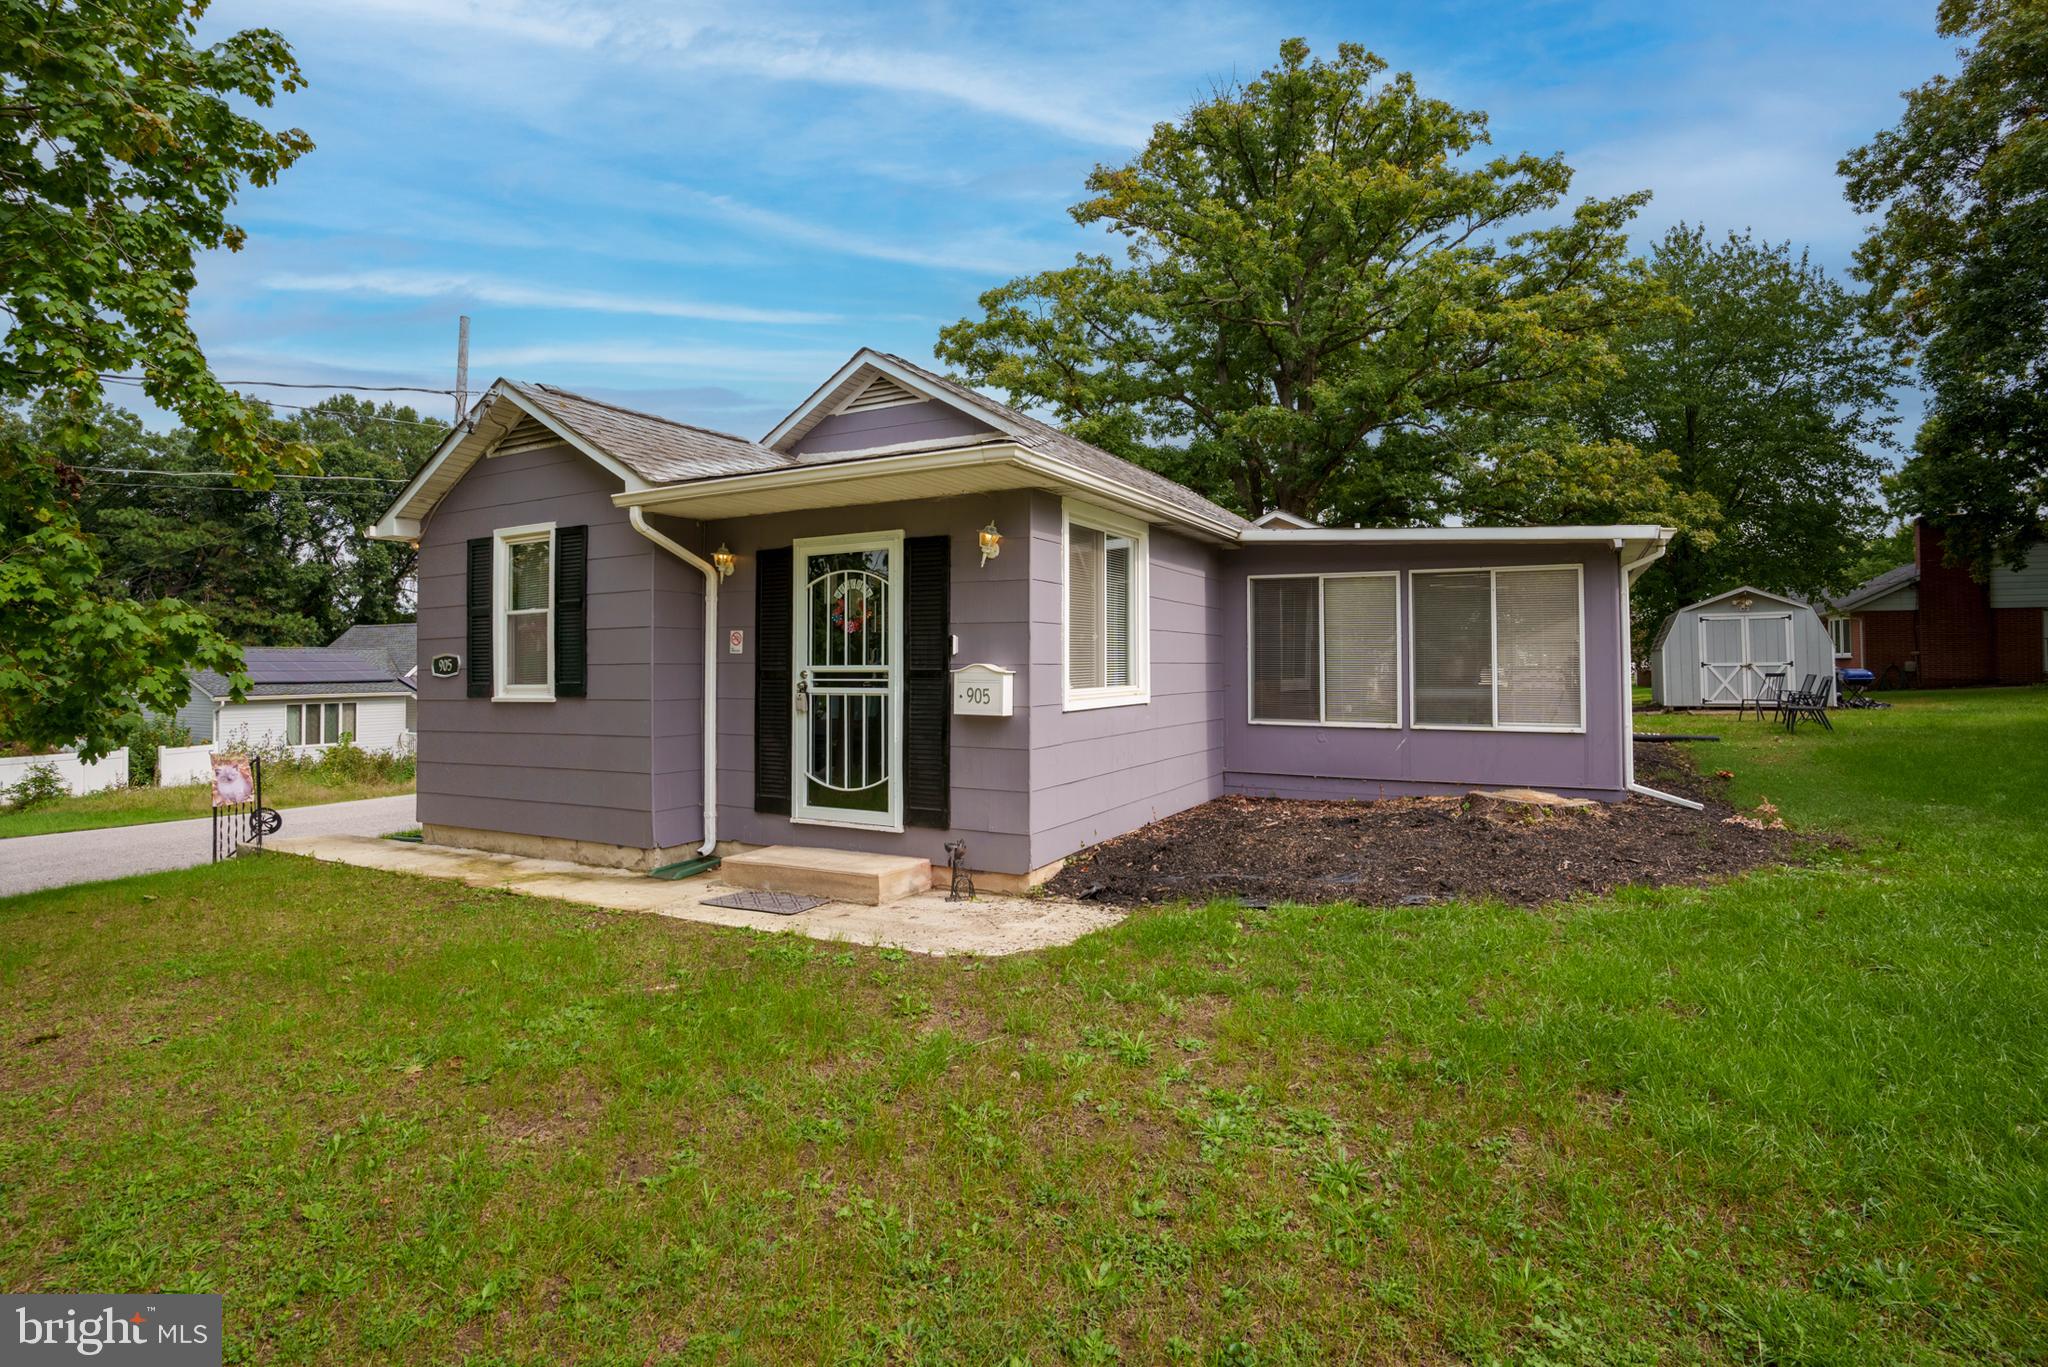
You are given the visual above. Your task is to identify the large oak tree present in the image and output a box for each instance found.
[936,39,1695,529]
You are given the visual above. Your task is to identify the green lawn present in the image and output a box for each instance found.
[0,770,415,838]
[1,690,2043,1364]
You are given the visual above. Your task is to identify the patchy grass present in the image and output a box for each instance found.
[0,770,413,839]
[0,690,2043,1363]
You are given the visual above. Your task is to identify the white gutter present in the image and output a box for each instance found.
[1237,523,1673,546]
[627,508,719,856]
[1618,536,1703,810]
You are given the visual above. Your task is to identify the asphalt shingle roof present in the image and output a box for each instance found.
[1833,561,1918,611]
[330,623,416,679]
[492,360,1248,533]
[509,382,791,483]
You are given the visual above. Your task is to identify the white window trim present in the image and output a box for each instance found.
[1246,572,1402,729]
[493,521,556,702]
[1061,498,1150,711]
[282,699,360,751]
[1408,564,1587,734]
[1829,615,1853,659]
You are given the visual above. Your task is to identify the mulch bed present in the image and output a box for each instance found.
[1046,742,1809,909]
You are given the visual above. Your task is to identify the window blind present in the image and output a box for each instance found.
[1322,575,1399,723]
[1105,540,1132,687]
[1067,524,1106,690]
[1413,571,1494,726]
[1495,567,1581,727]
[1250,578,1320,721]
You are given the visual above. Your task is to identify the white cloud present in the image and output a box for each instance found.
[667,188,1054,275]
[262,268,839,325]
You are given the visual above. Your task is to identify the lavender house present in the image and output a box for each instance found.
[371,349,1674,886]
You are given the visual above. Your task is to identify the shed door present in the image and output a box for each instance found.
[1698,615,1747,703]
[1746,614,1794,695]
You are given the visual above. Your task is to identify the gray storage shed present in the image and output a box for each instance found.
[1650,586,1836,707]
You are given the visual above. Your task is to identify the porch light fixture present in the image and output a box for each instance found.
[978,520,1003,567]
[712,543,736,579]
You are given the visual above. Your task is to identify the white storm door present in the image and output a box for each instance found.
[1698,615,1746,704]
[1745,614,1794,699]
[791,532,904,830]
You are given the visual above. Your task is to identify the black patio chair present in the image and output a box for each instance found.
[1740,671,1787,722]
[1782,674,1834,733]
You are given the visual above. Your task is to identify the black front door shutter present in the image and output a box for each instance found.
[466,537,493,698]
[754,546,792,815]
[904,535,951,829]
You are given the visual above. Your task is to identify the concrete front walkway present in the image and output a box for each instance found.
[264,835,1122,957]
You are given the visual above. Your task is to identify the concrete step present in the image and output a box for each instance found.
[720,845,933,906]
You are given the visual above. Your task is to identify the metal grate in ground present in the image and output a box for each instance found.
[701,890,829,916]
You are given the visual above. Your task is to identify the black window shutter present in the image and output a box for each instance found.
[554,525,588,697]
[466,537,493,698]
[754,546,793,815]
[904,535,951,829]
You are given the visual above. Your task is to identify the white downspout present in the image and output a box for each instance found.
[1619,536,1703,811]
[628,507,719,856]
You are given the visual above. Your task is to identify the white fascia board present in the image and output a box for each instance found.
[366,381,651,542]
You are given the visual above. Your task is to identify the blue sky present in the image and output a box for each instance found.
[190,0,1954,442]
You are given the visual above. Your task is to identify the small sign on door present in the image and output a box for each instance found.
[727,629,744,655]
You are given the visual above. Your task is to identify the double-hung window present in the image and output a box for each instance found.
[496,524,555,700]
[1412,566,1583,730]
[1828,616,1852,658]
[284,701,357,747]
[1248,574,1400,725]
[1063,500,1148,709]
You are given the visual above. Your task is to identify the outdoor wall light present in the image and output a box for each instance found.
[978,520,1003,567]
[713,543,736,579]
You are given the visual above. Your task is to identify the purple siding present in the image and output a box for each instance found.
[794,401,996,456]
[1023,493,1226,869]
[1220,543,1629,800]
[417,442,705,850]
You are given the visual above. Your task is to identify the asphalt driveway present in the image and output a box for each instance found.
[0,794,418,898]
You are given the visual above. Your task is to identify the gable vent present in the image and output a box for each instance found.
[493,415,561,457]
[838,372,925,414]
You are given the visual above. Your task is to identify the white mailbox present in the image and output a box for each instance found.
[951,663,1015,717]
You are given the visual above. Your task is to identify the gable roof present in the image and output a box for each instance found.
[192,646,415,700]
[762,350,1247,533]
[330,623,416,679]
[371,379,786,538]
[1832,562,1918,611]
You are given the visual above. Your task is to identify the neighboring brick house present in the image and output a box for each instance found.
[1828,521,2048,689]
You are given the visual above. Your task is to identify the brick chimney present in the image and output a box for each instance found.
[1913,520,1995,685]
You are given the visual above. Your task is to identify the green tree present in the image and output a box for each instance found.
[1842,0,2048,572]
[1567,225,1902,632]
[75,395,441,645]
[936,39,1692,529]
[1,0,311,756]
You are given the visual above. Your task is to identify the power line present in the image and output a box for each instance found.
[98,372,458,395]
[95,376,452,430]
[88,466,406,483]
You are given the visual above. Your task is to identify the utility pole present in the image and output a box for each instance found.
[454,314,470,423]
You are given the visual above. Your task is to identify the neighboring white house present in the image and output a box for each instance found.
[176,635,416,754]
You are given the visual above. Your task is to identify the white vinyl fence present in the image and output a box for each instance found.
[156,743,218,788]
[0,748,129,803]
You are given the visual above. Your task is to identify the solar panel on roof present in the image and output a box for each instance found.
[241,648,397,684]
